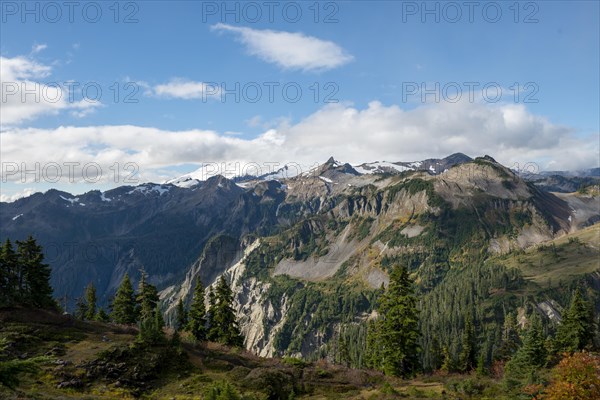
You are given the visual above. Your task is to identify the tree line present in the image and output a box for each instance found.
[1,235,244,349]
[79,272,245,347]
[350,262,598,386]
[3,235,596,393]
[175,276,244,347]
[0,237,54,309]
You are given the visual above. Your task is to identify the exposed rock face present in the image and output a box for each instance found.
[273,223,359,281]
[537,300,563,323]
[160,235,243,324]
[213,240,290,357]
[2,155,599,359]
[235,277,290,357]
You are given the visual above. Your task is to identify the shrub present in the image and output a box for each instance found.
[541,352,600,400]
[204,381,242,400]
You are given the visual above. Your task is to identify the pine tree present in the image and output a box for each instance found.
[210,276,244,347]
[170,329,181,348]
[136,269,159,322]
[84,283,97,320]
[176,298,188,331]
[187,278,207,340]
[521,312,546,367]
[0,239,18,307]
[440,345,454,373]
[459,317,476,372]
[365,320,381,369]
[207,286,217,341]
[111,273,136,324]
[338,332,350,367]
[496,312,521,360]
[75,297,87,320]
[476,353,486,377]
[96,308,109,322]
[154,304,165,333]
[366,265,420,377]
[133,269,163,343]
[138,304,165,344]
[556,289,594,352]
[0,242,6,306]
[504,312,546,389]
[16,237,54,308]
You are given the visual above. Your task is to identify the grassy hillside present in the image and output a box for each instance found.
[0,308,445,399]
[493,223,600,289]
[2,307,558,400]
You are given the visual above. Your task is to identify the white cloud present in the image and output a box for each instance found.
[1,100,597,193]
[1,56,51,80]
[153,78,221,99]
[0,55,101,127]
[211,23,353,72]
[0,187,36,203]
[279,101,599,171]
[31,43,47,54]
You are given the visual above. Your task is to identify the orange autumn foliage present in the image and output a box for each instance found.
[541,352,600,400]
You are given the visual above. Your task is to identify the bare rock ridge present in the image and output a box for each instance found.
[1,153,598,359]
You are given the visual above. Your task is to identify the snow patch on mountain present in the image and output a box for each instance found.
[354,161,412,174]
[59,195,80,205]
[127,184,170,196]
[100,192,112,202]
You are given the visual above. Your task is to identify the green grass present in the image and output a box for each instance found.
[0,307,528,400]
[494,223,600,289]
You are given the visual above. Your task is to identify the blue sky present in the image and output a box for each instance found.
[1,1,599,200]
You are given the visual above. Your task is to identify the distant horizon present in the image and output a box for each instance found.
[2,1,598,200]
[2,151,598,203]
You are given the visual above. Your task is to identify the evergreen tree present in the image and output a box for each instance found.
[440,345,454,373]
[138,304,165,344]
[111,273,136,324]
[135,270,164,343]
[96,308,109,322]
[429,337,443,371]
[0,239,18,307]
[521,312,547,367]
[209,276,244,347]
[155,304,165,332]
[188,278,212,341]
[16,237,54,308]
[338,332,350,367]
[176,298,188,331]
[366,265,420,377]
[187,278,207,340]
[476,353,486,377]
[84,282,97,320]
[206,286,217,341]
[170,329,181,348]
[365,320,381,369]
[0,242,6,306]
[496,312,521,360]
[459,316,476,372]
[75,297,87,320]
[136,269,159,322]
[504,312,546,389]
[556,289,594,352]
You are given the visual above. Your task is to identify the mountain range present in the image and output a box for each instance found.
[1,153,599,363]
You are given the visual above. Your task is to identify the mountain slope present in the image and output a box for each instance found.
[0,307,452,399]
[1,154,598,368]
[155,156,598,364]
